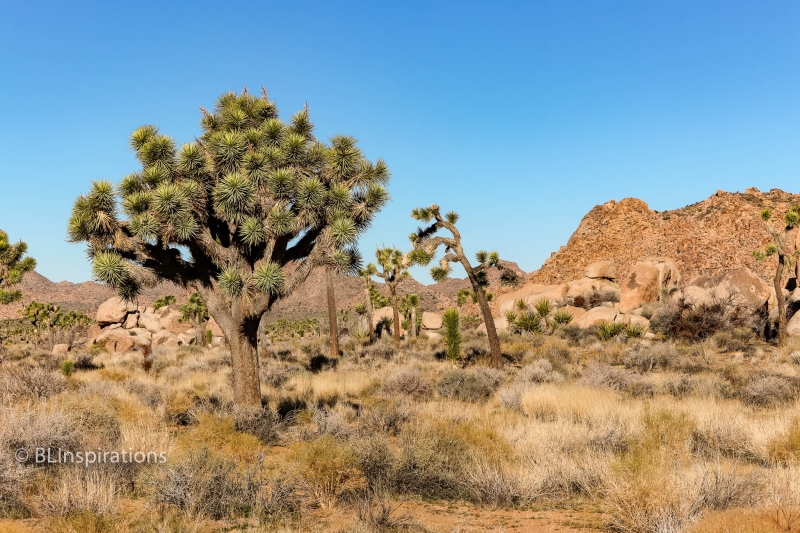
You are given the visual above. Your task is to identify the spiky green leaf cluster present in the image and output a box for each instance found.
[0,229,37,305]
[68,88,390,302]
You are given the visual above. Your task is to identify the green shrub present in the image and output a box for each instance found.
[436,368,503,403]
[442,308,461,361]
[596,321,645,341]
[61,360,74,377]
[153,295,176,310]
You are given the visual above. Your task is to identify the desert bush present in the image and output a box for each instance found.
[517,358,564,384]
[624,343,679,373]
[0,406,82,464]
[233,405,282,444]
[60,360,74,377]
[650,297,753,342]
[350,435,396,493]
[741,375,798,408]
[362,399,411,436]
[146,448,248,519]
[258,476,302,519]
[34,469,118,517]
[661,374,696,399]
[289,434,362,509]
[260,362,301,389]
[363,341,396,361]
[381,367,432,399]
[0,364,67,403]
[436,368,503,403]
[0,449,29,515]
[311,405,352,439]
[581,362,649,395]
[768,418,800,464]
[572,289,619,310]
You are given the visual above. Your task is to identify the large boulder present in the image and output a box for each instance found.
[96,297,135,326]
[159,310,192,335]
[128,328,153,340]
[558,305,587,323]
[619,258,681,313]
[687,266,771,310]
[495,283,567,315]
[788,312,800,337]
[52,344,70,357]
[152,330,182,349]
[95,327,149,353]
[124,313,139,329]
[614,314,651,328]
[372,306,395,329]
[476,317,509,335]
[138,313,163,333]
[87,324,102,343]
[574,307,618,329]
[421,312,442,330]
[585,260,617,280]
[563,278,620,300]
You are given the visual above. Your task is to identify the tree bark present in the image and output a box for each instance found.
[410,306,417,338]
[364,285,375,344]
[228,333,262,405]
[326,268,339,357]
[775,254,787,346]
[462,259,502,367]
[390,290,401,342]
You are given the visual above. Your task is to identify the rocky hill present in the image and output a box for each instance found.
[529,187,799,285]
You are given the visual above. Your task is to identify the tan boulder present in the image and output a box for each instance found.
[87,324,102,343]
[788,312,800,337]
[585,260,617,280]
[206,317,224,337]
[128,328,153,340]
[178,333,196,345]
[124,313,139,329]
[476,317,509,335]
[687,266,770,310]
[96,297,134,326]
[574,307,618,328]
[52,344,70,357]
[614,314,651,328]
[421,312,442,330]
[495,283,567,315]
[619,258,681,313]
[159,310,192,335]
[138,313,163,333]
[563,278,620,300]
[95,327,149,353]
[152,330,182,349]
[372,306,395,329]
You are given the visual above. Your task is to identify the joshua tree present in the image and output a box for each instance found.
[22,301,59,348]
[410,204,510,367]
[357,265,378,343]
[368,247,412,342]
[180,292,209,346]
[442,308,461,361]
[401,293,420,338]
[0,229,36,305]
[323,248,362,357]
[67,88,389,405]
[754,206,800,346]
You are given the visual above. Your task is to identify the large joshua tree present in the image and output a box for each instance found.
[68,88,389,405]
[368,247,412,342]
[410,204,507,367]
[0,229,36,305]
[754,206,800,346]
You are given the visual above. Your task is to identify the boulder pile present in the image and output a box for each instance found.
[75,297,226,354]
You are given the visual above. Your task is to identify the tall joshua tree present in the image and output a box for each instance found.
[410,204,509,367]
[368,247,412,342]
[754,206,799,346]
[68,88,389,405]
[323,247,362,357]
[0,229,36,305]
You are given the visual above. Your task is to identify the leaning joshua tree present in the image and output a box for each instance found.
[0,229,36,305]
[410,205,508,367]
[368,247,412,342]
[68,88,389,405]
[753,206,800,346]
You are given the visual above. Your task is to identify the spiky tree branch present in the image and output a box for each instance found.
[0,230,36,305]
[368,247,413,343]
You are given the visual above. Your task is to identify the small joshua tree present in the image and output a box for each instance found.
[22,301,59,348]
[357,265,380,343]
[0,229,36,305]
[67,88,389,405]
[410,205,509,367]
[180,292,209,346]
[368,247,413,342]
[442,308,461,361]
[754,206,800,346]
[401,293,420,338]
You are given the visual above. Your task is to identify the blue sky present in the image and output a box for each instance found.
[1,1,799,283]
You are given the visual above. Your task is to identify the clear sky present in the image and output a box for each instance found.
[1,1,799,283]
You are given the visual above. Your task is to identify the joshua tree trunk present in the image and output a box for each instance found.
[775,254,787,346]
[326,268,340,357]
[410,306,417,338]
[390,290,401,342]
[227,330,261,406]
[462,259,502,367]
[363,285,375,344]
[194,316,204,346]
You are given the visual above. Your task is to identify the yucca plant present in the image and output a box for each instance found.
[753,206,800,346]
[442,308,461,361]
[0,229,36,305]
[367,247,414,342]
[410,205,513,367]
[508,298,573,335]
[179,292,209,345]
[67,88,390,405]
